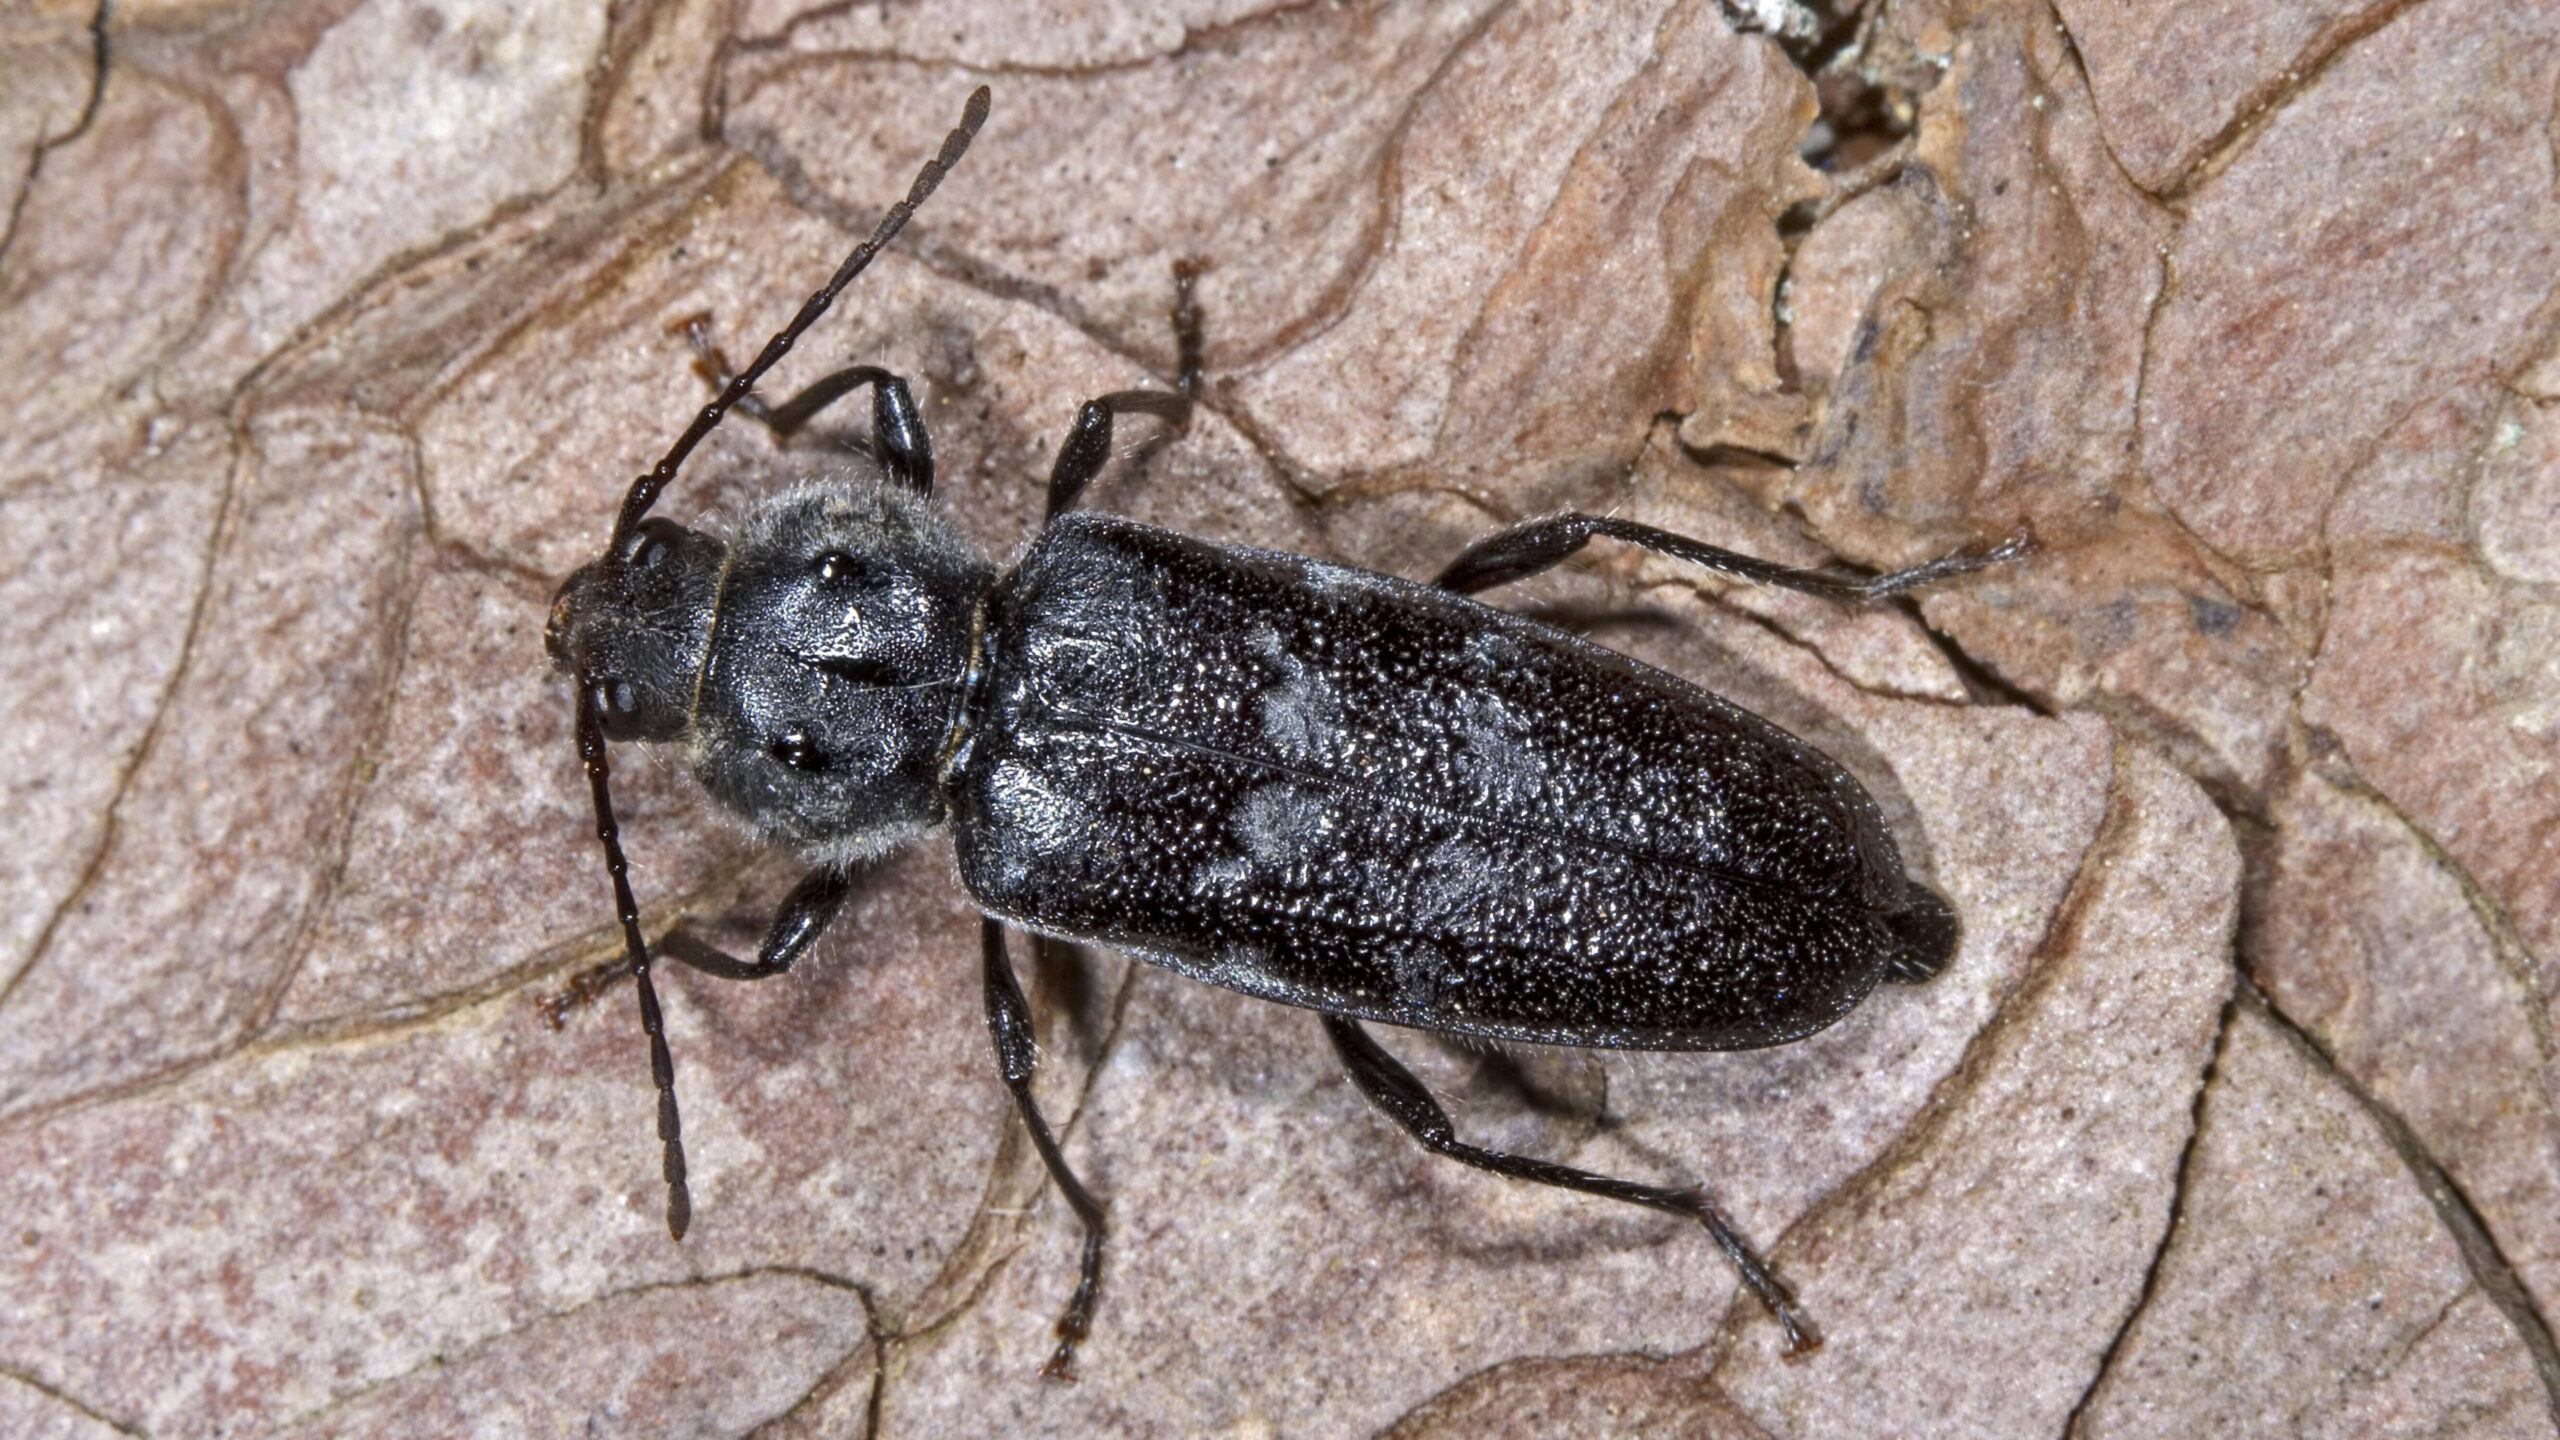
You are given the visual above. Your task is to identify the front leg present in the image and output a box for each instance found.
[983,919,1111,1380]
[657,866,855,979]
[539,866,854,1025]
[682,316,938,495]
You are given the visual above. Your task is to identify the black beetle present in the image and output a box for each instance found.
[545,85,2025,1375]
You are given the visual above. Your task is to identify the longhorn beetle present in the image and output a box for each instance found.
[546,85,2026,1376]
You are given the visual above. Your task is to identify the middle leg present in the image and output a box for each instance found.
[1041,264,1206,522]
[984,918,1111,1380]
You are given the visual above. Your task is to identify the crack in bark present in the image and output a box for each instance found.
[579,0,721,185]
[264,1266,881,1437]
[2060,990,2238,1437]
[1623,565,2012,713]
[716,0,1512,392]
[747,1273,889,1439]
[0,426,238,1020]
[0,8,145,1039]
[1424,0,1686,469]
[737,0,1332,78]
[2036,0,2148,214]
[240,434,431,1044]
[2285,563,2558,1063]
[426,531,561,592]
[0,0,111,270]
[0,1359,146,1438]
[2115,260,2296,618]
[2123,185,2175,453]
[0,835,773,1148]
[1913,601,2054,715]
[2240,978,2560,1431]
[2306,381,2492,601]
[727,3,1511,508]
[2151,0,2436,204]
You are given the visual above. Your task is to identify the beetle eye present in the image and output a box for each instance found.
[814,550,856,583]
[768,731,827,772]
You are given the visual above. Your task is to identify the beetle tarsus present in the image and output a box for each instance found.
[1682,1187,1821,1354]
[537,953,632,1028]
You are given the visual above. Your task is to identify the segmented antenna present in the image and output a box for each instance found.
[576,85,992,1240]
[611,84,991,550]
[574,680,692,1237]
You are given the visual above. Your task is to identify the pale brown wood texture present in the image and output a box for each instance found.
[0,0,2553,1434]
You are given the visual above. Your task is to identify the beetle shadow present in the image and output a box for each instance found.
[1500,600,1691,644]
[1029,934,1124,1069]
[1424,1032,1610,1140]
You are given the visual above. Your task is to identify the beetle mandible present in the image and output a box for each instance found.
[545,85,2026,1376]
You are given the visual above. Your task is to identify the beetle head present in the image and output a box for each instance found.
[548,516,726,743]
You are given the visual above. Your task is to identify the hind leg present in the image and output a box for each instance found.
[1435,512,2030,599]
[984,919,1111,1380]
[1323,1013,1819,1353]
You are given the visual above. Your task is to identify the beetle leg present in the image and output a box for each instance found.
[680,317,937,495]
[1041,265,1204,523]
[1434,512,2032,601]
[658,866,856,980]
[1043,390,1193,522]
[983,918,1111,1380]
[537,866,854,1026]
[1321,1013,1822,1355]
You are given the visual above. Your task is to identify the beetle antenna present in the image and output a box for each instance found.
[610,83,992,550]
[574,679,693,1239]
